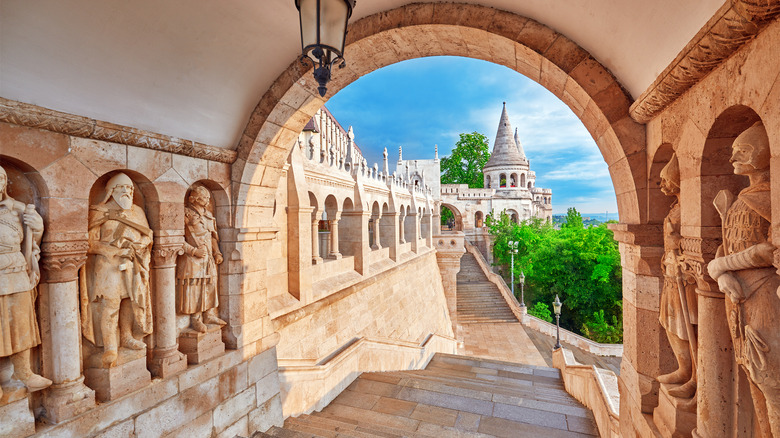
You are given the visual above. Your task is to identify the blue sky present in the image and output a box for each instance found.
[326,56,618,217]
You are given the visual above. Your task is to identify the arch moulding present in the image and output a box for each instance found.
[235,2,646,228]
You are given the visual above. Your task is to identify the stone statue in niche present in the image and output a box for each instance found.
[0,165,51,396]
[81,173,153,368]
[707,121,780,437]
[177,185,225,332]
[657,153,698,402]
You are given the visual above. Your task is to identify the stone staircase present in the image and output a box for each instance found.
[254,353,598,437]
[456,252,518,323]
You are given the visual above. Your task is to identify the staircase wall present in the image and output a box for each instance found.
[272,250,456,415]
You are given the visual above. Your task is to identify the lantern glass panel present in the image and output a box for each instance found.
[320,0,348,55]
[299,0,318,56]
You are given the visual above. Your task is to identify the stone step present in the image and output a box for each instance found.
[285,415,388,438]
[262,426,319,437]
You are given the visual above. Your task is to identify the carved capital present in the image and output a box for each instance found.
[41,241,89,283]
[680,236,720,259]
[680,257,718,294]
[152,244,184,268]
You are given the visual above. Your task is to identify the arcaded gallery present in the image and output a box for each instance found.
[1,1,780,437]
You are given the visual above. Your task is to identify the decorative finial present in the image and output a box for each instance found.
[434,144,439,160]
[398,145,403,162]
[347,126,354,140]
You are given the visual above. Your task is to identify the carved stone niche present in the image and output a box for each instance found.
[81,171,154,402]
[176,184,226,364]
[0,158,48,436]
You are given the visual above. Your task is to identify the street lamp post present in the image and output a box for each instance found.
[553,294,562,349]
[508,241,518,302]
[519,270,526,308]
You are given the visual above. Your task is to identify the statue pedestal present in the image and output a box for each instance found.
[84,350,150,402]
[178,325,225,364]
[0,395,35,437]
[148,346,187,379]
[653,384,696,438]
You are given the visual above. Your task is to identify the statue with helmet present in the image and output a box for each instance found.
[657,153,698,405]
[0,164,51,397]
[707,121,780,437]
[81,172,153,368]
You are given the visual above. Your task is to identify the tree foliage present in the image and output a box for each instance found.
[440,132,490,188]
[527,301,553,323]
[486,208,623,343]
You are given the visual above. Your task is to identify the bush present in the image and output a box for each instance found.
[581,309,623,344]
[527,301,553,323]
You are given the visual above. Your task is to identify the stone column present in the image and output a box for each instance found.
[341,211,369,275]
[410,211,420,253]
[328,215,342,259]
[371,217,381,250]
[680,245,734,438]
[398,213,406,244]
[287,206,314,303]
[381,212,400,262]
[434,232,465,336]
[422,211,433,247]
[39,241,96,423]
[312,218,322,264]
[148,239,187,378]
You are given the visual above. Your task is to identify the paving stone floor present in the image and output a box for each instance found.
[457,322,548,367]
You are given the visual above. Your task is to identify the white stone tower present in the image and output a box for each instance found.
[482,102,534,191]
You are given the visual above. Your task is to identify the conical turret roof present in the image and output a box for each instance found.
[484,103,526,169]
[514,128,526,159]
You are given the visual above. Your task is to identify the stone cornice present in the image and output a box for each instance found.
[630,0,780,123]
[0,98,237,164]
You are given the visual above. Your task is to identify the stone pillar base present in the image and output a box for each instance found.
[653,385,696,438]
[41,376,95,423]
[178,325,225,364]
[0,396,35,437]
[328,253,342,260]
[148,347,187,378]
[84,352,151,402]
[312,256,323,265]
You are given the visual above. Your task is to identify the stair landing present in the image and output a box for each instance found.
[258,353,598,438]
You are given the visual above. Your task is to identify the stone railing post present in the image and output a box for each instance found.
[434,232,466,336]
[39,240,96,423]
[398,213,406,244]
[381,212,400,261]
[149,238,188,378]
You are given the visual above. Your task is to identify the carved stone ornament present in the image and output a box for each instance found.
[41,240,90,283]
[0,165,53,397]
[655,153,698,406]
[152,244,184,269]
[0,97,236,163]
[630,0,780,123]
[706,121,780,437]
[176,185,226,333]
[81,173,154,369]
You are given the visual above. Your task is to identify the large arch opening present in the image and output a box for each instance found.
[235,3,645,232]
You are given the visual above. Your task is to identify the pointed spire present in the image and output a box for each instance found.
[398,145,403,163]
[484,103,527,169]
[514,127,526,159]
[434,144,439,161]
[383,147,389,174]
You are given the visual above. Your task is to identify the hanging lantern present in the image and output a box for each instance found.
[295,0,356,97]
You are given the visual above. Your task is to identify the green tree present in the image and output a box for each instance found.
[527,302,553,323]
[440,132,491,188]
[486,208,623,342]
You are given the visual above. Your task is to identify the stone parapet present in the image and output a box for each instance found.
[553,348,620,438]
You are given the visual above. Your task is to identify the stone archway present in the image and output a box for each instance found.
[234,2,645,231]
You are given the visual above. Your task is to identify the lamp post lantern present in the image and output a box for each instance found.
[553,294,562,349]
[295,0,356,97]
[519,270,526,308]
[508,241,519,303]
